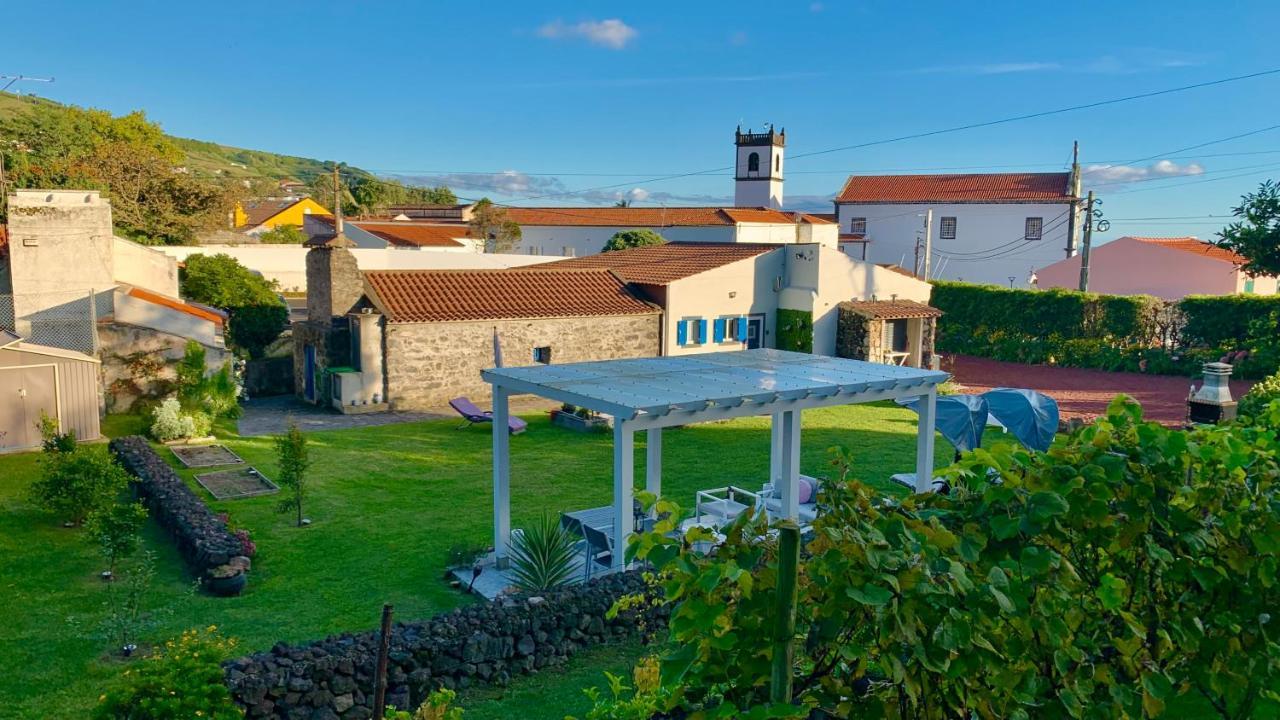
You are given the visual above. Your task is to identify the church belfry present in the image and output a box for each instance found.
[734,125,785,209]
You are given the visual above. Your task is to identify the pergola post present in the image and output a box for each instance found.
[778,410,801,521]
[914,388,937,493]
[645,428,662,509]
[769,412,783,488]
[612,421,635,569]
[492,386,511,567]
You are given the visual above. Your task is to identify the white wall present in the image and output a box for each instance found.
[6,190,116,319]
[661,252,786,355]
[801,247,933,356]
[113,289,220,346]
[112,237,179,296]
[837,201,1078,287]
[734,143,784,209]
[517,225,736,257]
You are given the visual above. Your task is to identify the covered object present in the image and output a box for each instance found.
[897,394,990,454]
[983,388,1059,452]
[0,331,102,452]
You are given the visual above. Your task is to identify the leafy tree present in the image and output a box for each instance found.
[257,223,307,244]
[467,198,522,253]
[30,445,131,526]
[84,501,149,576]
[602,229,665,253]
[174,340,207,403]
[1216,179,1280,277]
[100,551,156,655]
[180,253,288,358]
[275,422,311,527]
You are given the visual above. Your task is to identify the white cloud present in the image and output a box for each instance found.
[1083,160,1205,184]
[497,71,824,90]
[912,62,1062,75]
[907,50,1205,76]
[536,18,637,50]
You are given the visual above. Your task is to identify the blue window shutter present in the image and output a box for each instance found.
[713,318,726,343]
[676,320,687,346]
[736,316,748,342]
[697,319,709,344]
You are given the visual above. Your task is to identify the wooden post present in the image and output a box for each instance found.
[921,209,934,281]
[372,604,393,716]
[771,522,800,705]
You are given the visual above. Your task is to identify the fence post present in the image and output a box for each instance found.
[88,288,100,356]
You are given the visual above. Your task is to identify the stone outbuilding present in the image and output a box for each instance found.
[836,300,942,369]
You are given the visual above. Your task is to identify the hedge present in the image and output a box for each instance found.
[109,436,245,578]
[930,281,1280,378]
[776,308,814,353]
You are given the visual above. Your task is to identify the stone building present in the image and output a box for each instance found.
[836,300,942,368]
[294,235,660,412]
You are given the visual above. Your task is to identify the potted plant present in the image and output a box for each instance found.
[205,564,247,596]
[551,404,610,433]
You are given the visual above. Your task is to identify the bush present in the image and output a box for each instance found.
[109,436,245,576]
[258,223,307,244]
[149,398,209,441]
[180,253,287,358]
[1240,370,1280,420]
[775,309,813,353]
[30,444,130,526]
[227,302,289,360]
[508,512,578,592]
[94,627,240,719]
[602,229,666,253]
[274,421,311,527]
[84,501,149,575]
[383,689,464,719]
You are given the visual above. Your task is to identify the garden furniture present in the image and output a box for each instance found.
[981,388,1059,452]
[759,476,822,526]
[695,486,762,526]
[581,523,613,580]
[449,397,528,434]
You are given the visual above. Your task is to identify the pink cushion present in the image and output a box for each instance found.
[797,477,815,505]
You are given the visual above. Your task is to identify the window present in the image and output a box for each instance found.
[848,217,867,235]
[1024,217,1043,240]
[1244,278,1256,294]
[775,155,780,172]
[533,346,552,364]
[747,152,760,173]
[940,216,957,240]
[561,246,575,257]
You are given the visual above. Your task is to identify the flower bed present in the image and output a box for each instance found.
[225,572,665,718]
[109,436,246,580]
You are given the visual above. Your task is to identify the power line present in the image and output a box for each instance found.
[1121,123,1280,165]
[1086,160,1280,189]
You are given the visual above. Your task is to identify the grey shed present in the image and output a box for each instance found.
[0,331,102,452]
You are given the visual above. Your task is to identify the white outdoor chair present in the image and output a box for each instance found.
[694,486,761,527]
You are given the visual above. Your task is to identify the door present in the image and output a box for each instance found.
[0,364,58,450]
[303,345,316,402]
[746,314,766,350]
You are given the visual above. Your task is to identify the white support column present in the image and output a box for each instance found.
[769,412,783,487]
[779,409,801,521]
[612,421,635,569]
[645,427,662,507]
[914,388,937,494]
[492,386,512,567]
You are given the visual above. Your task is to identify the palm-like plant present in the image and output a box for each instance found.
[508,513,579,592]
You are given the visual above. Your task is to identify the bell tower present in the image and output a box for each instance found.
[734,125,785,209]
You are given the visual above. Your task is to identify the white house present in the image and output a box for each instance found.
[834,171,1081,287]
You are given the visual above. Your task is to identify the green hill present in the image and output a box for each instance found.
[0,92,363,183]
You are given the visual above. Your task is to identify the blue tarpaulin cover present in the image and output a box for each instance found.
[982,388,1060,452]
[897,394,990,453]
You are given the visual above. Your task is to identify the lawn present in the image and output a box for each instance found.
[0,401,944,719]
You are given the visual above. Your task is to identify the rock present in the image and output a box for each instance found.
[332,694,354,713]
[516,634,535,656]
[527,596,546,606]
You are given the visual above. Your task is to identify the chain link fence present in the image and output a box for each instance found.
[0,289,109,355]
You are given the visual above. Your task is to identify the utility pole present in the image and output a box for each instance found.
[1065,141,1080,257]
[1078,191,1095,291]
[921,209,934,281]
[331,164,344,234]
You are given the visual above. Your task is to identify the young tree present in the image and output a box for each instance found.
[30,445,131,526]
[257,224,307,244]
[275,421,311,527]
[1216,179,1280,277]
[467,198,522,253]
[602,229,666,252]
[84,502,149,576]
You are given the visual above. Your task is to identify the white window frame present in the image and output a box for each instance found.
[940,216,957,240]
[1024,217,1043,241]
[848,217,867,235]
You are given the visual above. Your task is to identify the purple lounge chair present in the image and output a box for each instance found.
[449,397,527,434]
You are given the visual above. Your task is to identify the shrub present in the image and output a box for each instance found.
[94,626,240,719]
[100,551,156,655]
[258,223,307,244]
[227,302,289,360]
[84,501,149,575]
[275,421,311,527]
[38,410,77,454]
[149,398,210,441]
[569,656,673,720]
[508,512,578,592]
[180,253,287,358]
[383,689,464,719]
[602,229,666,253]
[30,444,130,526]
[1240,370,1280,420]
[775,309,813,353]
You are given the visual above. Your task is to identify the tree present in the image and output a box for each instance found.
[467,198,522,253]
[602,229,665,253]
[257,224,307,244]
[275,421,311,527]
[30,445,131,526]
[84,502,149,576]
[1216,180,1280,277]
[180,253,288,358]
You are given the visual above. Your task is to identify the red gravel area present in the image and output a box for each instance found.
[945,355,1254,427]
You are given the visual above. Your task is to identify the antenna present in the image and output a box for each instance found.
[0,75,55,93]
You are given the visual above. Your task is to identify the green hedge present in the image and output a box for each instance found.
[776,308,813,353]
[931,282,1280,378]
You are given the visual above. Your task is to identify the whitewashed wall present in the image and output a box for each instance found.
[661,252,786,355]
[112,238,179,296]
[837,202,1077,287]
[516,225,736,257]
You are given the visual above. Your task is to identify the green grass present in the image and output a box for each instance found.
[0,402,941,719]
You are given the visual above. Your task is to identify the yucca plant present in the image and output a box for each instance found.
[508,513,579,592]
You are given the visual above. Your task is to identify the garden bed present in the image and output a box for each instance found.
[170,444,244,468]
[195,466,278,500]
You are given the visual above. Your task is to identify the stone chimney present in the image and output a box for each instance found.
[305,236,362,325]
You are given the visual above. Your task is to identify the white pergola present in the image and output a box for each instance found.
[482,349,950,570]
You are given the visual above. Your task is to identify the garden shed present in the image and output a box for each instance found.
[0,330,102,451]
[836,300,942,369]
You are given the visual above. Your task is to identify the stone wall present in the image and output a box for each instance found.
[920,317,938,369]
[226,572,663,719]
[99,321,229,413]
[835,305,872,361]
[383,314,660,411]
[291,319,351,404]
[306,247,364,325]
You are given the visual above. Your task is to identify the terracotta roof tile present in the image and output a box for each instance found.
[534,242,778,285]
[128,287,226,326]
[352,221,468,248]
[240,198,305,226]
[842,299,942,320]
[363,268,657,323]
[836,173,1072,204]
[876,263,918,278]
[788,212,835,224]
[502,206,794,227]
[1126,236,1244,264]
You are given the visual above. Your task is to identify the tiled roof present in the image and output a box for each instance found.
[534,242,778,285]
[240,198,304,226]
[128,287,226,326]
[352,221,468,248]
[0,225,7,250]
[836,173,1073,204]
[1126,236,1244,264]
[363,268,657,323]
[876,263,918,278]
[502,206,796,227]
[842,300,942,320]
[838,233,868,242]
[808,212,838,223]
[790,212,835,224]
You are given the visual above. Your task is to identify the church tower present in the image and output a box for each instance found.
[734,125,785,209]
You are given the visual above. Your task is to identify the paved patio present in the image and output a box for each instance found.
[236,395,443,436]
[947,355,1255,427]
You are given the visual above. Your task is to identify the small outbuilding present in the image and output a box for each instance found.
[836,300,943,368]
[0,331,102,451]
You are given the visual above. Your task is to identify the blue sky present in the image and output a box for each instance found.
[7,0,1280,241]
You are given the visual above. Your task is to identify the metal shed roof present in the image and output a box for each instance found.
[482,348,949,426]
